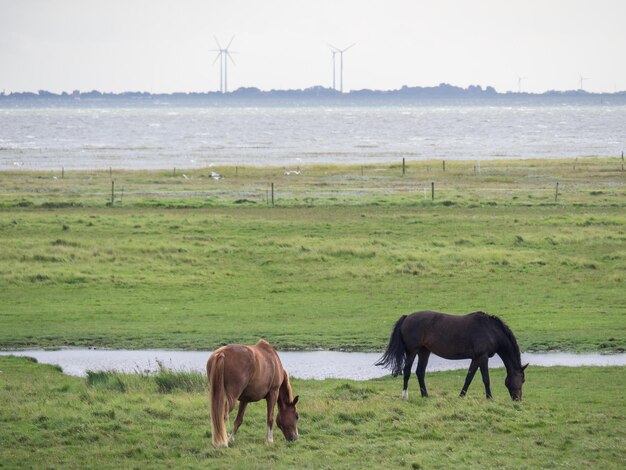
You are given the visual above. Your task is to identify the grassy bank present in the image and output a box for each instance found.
[1,356,624,469]
[0,158,624,352]
[1,157,625,209]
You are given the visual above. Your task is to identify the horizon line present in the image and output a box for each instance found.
[2,83,626,97]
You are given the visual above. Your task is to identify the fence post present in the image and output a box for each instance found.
[402,158,406,176]
[443,160,446,172]
[555,182,559,202]
[431,182,435,200]
[271,183,274,206]
[111,180,115,205]
[61,167,64,179]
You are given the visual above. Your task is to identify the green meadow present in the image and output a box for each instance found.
[0,158,624,352]
[0,158,625,468]
[1,356,624,469]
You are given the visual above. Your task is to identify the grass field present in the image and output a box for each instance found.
[1,356,624,469]
[0,158,624,352]
[1,158,624,468]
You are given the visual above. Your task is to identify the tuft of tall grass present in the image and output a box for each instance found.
[86,370,127,392]
[153,361,206,394]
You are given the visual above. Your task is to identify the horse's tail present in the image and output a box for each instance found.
[208,352,229,448]
[375,315,408,377]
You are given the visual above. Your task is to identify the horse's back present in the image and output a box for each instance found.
[401,310,497,359]
[403,310,489,330]
[207,340,284,403]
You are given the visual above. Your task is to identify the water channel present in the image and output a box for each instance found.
[1,350,624,380]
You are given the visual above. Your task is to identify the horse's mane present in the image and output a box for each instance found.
[283,371,294,401]
[485,313,522,366]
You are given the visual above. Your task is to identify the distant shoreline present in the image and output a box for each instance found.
[2,83,625,106]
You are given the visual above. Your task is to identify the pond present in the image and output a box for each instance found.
[1,349,625,380]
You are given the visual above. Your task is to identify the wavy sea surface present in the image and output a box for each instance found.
[1,102,625,170]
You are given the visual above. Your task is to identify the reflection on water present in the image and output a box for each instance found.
[1,349,624,380]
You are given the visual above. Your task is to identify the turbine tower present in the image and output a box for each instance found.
[516,75,526,93]
[329,43,355,93]
[211,36,237,93]
[330,48,338,90]
[579,74,590,91]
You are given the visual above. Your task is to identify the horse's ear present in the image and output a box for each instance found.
[292,395,299,406]
[522,363,529,371]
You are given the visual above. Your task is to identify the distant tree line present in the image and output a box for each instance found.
[1,83,624,103]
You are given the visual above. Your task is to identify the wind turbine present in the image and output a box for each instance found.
[579,74,590,91]
[329,43,355,93]
[210,36,237,93]
[516,75,526,93]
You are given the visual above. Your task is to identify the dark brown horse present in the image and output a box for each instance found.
[376,311,527,401]
[207,339,299,447]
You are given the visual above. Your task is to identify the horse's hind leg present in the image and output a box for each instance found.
[416,350,431,398]
[230,401,248,444]
[402,351,417,400]
[460,359,479,397]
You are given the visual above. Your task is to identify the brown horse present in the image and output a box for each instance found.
[206,339,299,447]
[376,311,528,401]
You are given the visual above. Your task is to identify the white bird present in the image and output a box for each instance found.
[211,171,223,180]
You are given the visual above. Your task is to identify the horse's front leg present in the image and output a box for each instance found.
[460,359,479,397]
[230,400,248,444]
[479,359,492,399]
[265,390,278,444]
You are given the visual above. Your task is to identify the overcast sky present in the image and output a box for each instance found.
[1,0,625,94]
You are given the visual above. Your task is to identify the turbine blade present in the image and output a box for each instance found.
[212,52,222,66]
[226,51,237,65]
[342,43,356,52]
[214,35,222,49]
[328,43,340,52]
[226,35,235,50]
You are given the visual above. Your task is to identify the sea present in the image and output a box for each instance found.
[1,99,625,171]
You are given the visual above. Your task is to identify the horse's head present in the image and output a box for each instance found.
[505,364,528,401]
[277,395,299,441]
